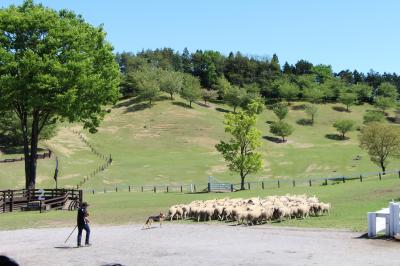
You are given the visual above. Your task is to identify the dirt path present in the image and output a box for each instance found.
[0,224,398,266]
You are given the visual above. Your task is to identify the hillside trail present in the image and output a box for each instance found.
[1,223,399,266]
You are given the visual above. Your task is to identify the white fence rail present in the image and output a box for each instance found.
[368,202,400,237]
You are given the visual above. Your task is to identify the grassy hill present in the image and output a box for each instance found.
[0,96,398,190]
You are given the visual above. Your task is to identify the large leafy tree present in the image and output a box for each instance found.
[352,83,373,102]
[333,120,356,140]
[215,110,262,190]
[338,92,357,111]
[374,96,396,113]
[377,82,398,99]
[134,68,161,105]
[272,102,288,121]
[0,1,120,189]
[363,110,385,124]
[359,123,400,173]
[269,121,294,142]
[224,86,246,112]
[276,79,299,102]
[304,104,318,125]
[159,70,183,100]
[181,74,202,107]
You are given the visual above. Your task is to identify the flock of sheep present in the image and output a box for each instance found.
[168,194,331,225]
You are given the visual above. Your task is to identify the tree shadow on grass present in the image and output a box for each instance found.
[263,136,284,143]
[296,118,313,126]
[325,134,348,141]
[113,96,142,109]
[124,102,151,113]
[215,107,231,113]
[0,145,46,155]
[332,106,349,112]
[291,104,306,111]
[172,101,192,109]
[197,102,211,108]
[386,116,397,123]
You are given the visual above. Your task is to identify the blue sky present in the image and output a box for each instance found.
[2,0,399,73]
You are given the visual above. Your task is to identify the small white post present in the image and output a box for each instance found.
[385,215,390,236]
[389,202,395,236]
[393,203,400,236]
[368,212,377,237]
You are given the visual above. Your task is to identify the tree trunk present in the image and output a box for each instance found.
[28,112,40,189]
[233,106,237,113]
[346,104,349,111]
[20,113,31,189]
[342,133,345,140]
[189,101,192,107]
[282,136,285,142]
[240,173,245,190]
[170,93,173,100]
[311,115,314,125]
[380,161,386,174]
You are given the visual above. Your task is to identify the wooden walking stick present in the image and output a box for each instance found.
[65,225,78,243]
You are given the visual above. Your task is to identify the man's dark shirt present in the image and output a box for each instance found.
[77,207,88,227]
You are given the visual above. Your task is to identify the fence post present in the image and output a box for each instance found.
[292,180,295,187]
[262,181,264,190]
[379,173,382,180]
[115,187,118,193]
[104,188,106,193]
[278,180,280,188]
[3,191,6,213]
[248,183,250,190]
[79,190,83,204]
[154,186,157,193]
[398,171,400,178]
[10,190,13,212]
[194,184,196,193]
[309,179,312,187]
[92,189,95,195]
[141,186,143,192]
[325,179,328,186]
[360,175,363,182]
[167,186,169,193]
[207,183,211,192]
[230,184,234,192]
[129,185,131,192]
[180,185,183,193]
[342,177,345,183]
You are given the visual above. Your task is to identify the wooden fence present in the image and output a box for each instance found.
[83,169,400,195]
[70,129,112,189]
[0,149,52,163]
[0,188,82,214]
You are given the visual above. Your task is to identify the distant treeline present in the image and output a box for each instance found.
[116,48,400,105]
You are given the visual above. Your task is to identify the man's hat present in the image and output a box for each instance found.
[81,202,89,207]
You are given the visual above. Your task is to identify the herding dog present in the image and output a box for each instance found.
[144,213,165,229]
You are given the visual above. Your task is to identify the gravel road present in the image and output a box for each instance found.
[0,223,399,266]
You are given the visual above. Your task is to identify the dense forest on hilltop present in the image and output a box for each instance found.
[116,48,400,107]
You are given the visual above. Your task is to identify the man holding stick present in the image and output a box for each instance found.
[77,202,91,247]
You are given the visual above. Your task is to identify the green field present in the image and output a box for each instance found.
[0,175,399,231]
[1,97,399,231]
[0,96,398,190]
